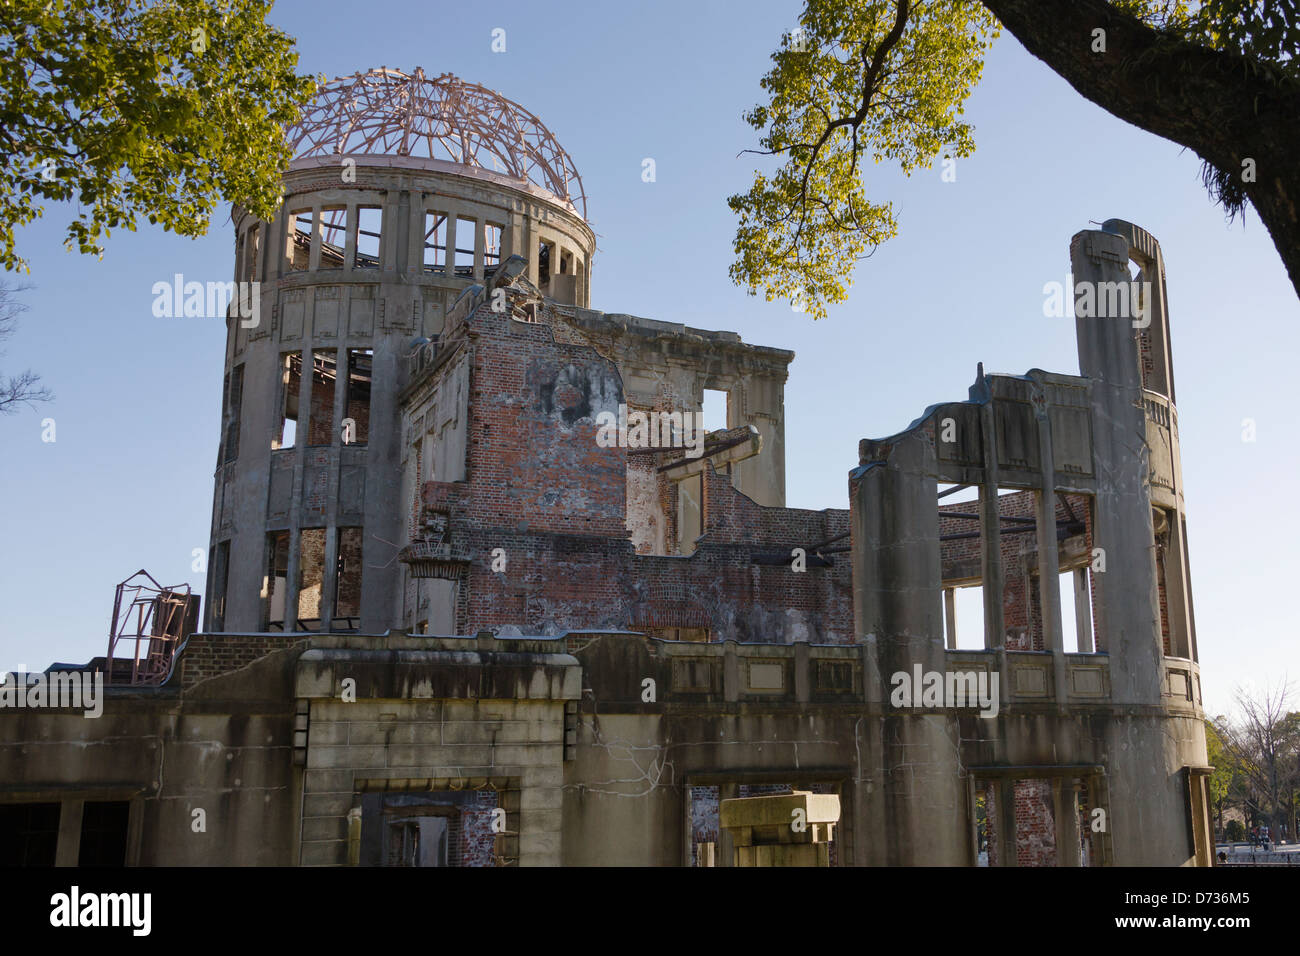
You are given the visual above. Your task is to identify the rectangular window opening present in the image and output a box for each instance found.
[345,349,372,446]
[223,364,244,465]
[333,527,363,631]
[212,540,231,632]
[948,584,986,650]
[0,803,61,866]
[454,217,476,275]
[78,801,130,867]
[702,389,728,434]
[265,530,289,630]
[354,205,382,269]
[276,353,301,449]
[307,350,337,446]
[244,224,261,282]
[319,207,347,269]
[297,528,326,632]
[287,210,312,271]
[537,239,554,287]
[423,211,447,273]
[484,222,503,273]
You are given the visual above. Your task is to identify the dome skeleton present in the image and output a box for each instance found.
[287,67,587,219]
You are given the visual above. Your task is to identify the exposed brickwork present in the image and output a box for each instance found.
[411,304,853,644]
[460,790,499,867]
[984,778,1058,867]
[178,632,308,688]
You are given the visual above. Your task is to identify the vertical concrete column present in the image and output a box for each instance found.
[997,778,1018,867]
[723,642,739,702]
[343,202,358,273]
[794,641,810,702]
[717,782,739,867]
[309,203,323,271]
[444,210,458,280]
[1053,778,1081,867]
[346,804,362,866]
[944,588,957,649]
[410,193,427,277]
[1072,229,1162,705]
[1031,400,1067,702]
[392,190,409,276]
[977,399,1005,650]
[525,212,539,287]
[850,432,964,864]
[473,218,485,283]
[54,798,84,867]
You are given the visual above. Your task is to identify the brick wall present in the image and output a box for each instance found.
[411,304,854,644]
[178,632,308,688]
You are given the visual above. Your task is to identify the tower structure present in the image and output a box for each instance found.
[205,68,596,634]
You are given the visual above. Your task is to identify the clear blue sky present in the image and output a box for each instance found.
[1,0,1294,718]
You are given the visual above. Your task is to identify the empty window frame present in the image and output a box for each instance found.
[423,211,448,273]
[223,363,245,465]
[947,584,987,650]
[286,209,313,272]
[0,803,60,866]
[1060,567,1095,653]
[333,527,363,630]
[275,353,302,449]
[318,207,347,269]
[78,801,130,867]
[297,528,326,631]
[344,349,371,446]
[454,217,476,275]
[211,540,231,631]
[537,238,555,286]
[244,224,261,282]
[702,389,728,434]
[265,530,290,630]
[354,205,382,269]
[484,222,503,272]
[307,350,337,446]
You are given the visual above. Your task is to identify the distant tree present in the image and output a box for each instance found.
[732,0,1300,319]
[1224,818,1245,842]
[1204,719,1234,836]
[0,280,52,414]
[1214,682,1299,844]
[0,0,316,272]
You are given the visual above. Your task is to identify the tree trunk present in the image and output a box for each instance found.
[981,0,1300,300]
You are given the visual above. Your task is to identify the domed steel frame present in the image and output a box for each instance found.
[288,67,587,219]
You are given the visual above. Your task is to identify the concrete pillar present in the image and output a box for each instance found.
[55,798,84,867]
[977,400,1005,649]
[944,588,957,649]
[850,430,964,864]
[343,201,357,272]
[1054,778,1081,867]
[1071,228,1163,705]
[998,778,1018,867]
[717,782,739,866]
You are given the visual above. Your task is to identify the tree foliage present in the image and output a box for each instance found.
[733,0,1300,318]
[0,0,316,272]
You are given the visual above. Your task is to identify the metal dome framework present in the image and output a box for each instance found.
[288,67,587,219]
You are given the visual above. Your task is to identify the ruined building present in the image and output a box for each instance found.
[0,69,1211,867]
